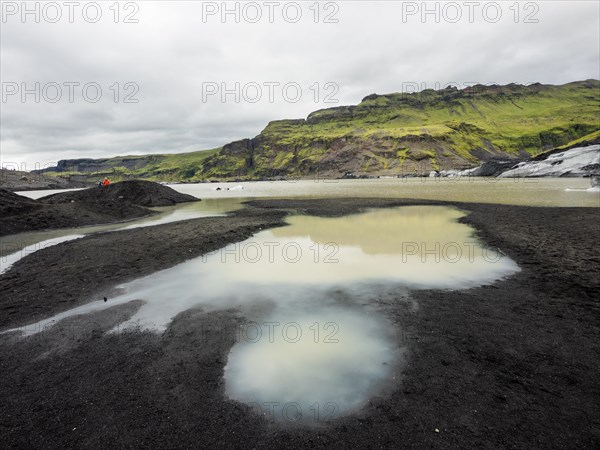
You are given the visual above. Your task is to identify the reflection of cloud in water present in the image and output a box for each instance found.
[224,304,401,424]
[6,206,520,423]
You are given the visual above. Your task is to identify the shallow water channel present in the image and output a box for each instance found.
[5,205,520,424]
[0,198,243,274]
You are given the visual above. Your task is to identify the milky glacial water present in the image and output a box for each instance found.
[16,177,600,208]
[5,206,520,423]
[16,188,85,200]
[169,177,600,208]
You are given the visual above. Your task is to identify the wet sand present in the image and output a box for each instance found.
[1,198,599,448]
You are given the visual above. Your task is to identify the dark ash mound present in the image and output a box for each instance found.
[0,189,41,217]
[0,181,199,236]
[39,180,199,207]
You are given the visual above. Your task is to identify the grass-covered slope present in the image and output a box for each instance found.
[42,80,600,181]
[199,80,600,178]
[41,148,220,183]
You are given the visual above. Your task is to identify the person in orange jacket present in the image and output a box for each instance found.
[102,177,110,186]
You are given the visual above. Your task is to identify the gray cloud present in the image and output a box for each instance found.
[1,0,598,167]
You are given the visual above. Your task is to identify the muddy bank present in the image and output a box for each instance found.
[0,181,198,236]
[0,207,286,328]
[0,198,599,448]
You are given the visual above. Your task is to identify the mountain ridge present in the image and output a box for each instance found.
[38,80,600,182]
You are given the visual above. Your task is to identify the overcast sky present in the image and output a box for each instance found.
[1,0,599,168]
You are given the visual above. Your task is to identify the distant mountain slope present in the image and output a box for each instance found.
[39,148,220,183]
[41,80,600,181]
[199,80,600,179]
[0,168,89,191]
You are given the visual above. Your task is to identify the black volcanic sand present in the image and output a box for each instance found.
[0,181,198,236]
[1,198,599,448]
[38,180,198,207]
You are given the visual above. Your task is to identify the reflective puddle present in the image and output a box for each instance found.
[5,206,520,424]
[224,304,399,424]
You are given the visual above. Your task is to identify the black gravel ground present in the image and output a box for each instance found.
[1,198,599,448]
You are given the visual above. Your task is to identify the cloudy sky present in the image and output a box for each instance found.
[1,0,599,168]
